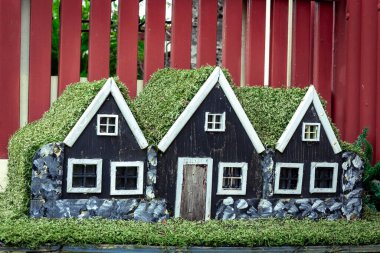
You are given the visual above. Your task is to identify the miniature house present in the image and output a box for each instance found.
[63,79,148,198]
[156,68,265,220]
[273,86,342,198]
[30,67,363,221]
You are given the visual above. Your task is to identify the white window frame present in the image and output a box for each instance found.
[274,162,304,195]
[302,122,321,142]
[67,158,102,193]
[310,162,338,193]
[204,112,226,132]
[217,162,247,195]
[110,161,144,195]
[97,114,119,136]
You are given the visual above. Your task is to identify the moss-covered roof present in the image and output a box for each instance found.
[134,67,307,147]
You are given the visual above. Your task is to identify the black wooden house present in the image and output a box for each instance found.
[156,68,265,220]
[273,86,342,198]
[63,78,148,199]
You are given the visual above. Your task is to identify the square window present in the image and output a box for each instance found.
[67,159,102,193]
[205,112,226,132]
[217,162,247,195]
[302,123,320,141]
[110,161,144,195]
[310,162,338,193]
[274,163,303,194]
[97,114,119,136]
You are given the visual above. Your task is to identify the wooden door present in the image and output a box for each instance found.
[180,164,207,221]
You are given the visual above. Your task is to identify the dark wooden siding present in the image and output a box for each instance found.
[157,84,262,217]
[63,95,146,199]
[274,104,342,198]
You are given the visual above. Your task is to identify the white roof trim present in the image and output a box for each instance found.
[276,85,342,154]
[157,67,265,153]
[64,78,148,149]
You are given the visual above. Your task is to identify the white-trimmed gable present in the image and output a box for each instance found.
[276,85,342,154]
[157,67,265,153]
[64,78,148,149]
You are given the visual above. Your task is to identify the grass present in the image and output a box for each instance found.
[0,214,379,248]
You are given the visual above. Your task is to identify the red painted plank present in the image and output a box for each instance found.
[58,0,82,95]
[0,1,21,158]
[270,0,288,87]
[171,0,192,69]
[377,0,380,162]
[292,0,312,87]
[360,0,377,157]
[245,0,266,86]
[117,0,139,98]
[143,0,166,83]
[344,0,361,143]
[196,0,218,67]
[312,2,333,114]
[222,0,243,85]
[332,0,347,140]
[28,0,52,122]
[88,0,111,81]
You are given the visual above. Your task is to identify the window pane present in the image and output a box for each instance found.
[84,177,96,187]
[108,126,116,133]
[85,164,97,175]
[314,167,333,188]
[126,178,137,189]
[116,177,125,190]
[73,164,85,175]
[279,167,299,190]
[207,114,213,122]
[99,125,107,133]
[100,117,107,124]
[215,114,221,122]
[72,177,83,187]
[126,167,138,177]
[214,123,221,129]
[108,117,116,125]
[116,167,126,177]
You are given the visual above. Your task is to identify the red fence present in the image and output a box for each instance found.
[0,0,378,161]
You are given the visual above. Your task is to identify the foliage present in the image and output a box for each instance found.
[0,79,131,219]
[0,217,379,248]
[354,129,380,211]
[51,0,145,78]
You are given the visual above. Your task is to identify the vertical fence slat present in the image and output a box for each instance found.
[143,0,166,83]
[377,0,380,162]
[28,0,52,122]
[292,0,311,87]
[171,0,192,69]
[222,0,242,85]
[360,0,377,157]
[197,0,218,67]
[312,2,333,114]
[245,0,266,85]
[270,0,288,87]
[0,1,21,158]
[88,0,111,81]
[344,0,361,142]
[117,0,139,98]
[58,0,82,95]
[332,0,347,139]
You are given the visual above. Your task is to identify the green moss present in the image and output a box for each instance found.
[0,79,131,219]
[236,87,306,147]
[0,217,379,248]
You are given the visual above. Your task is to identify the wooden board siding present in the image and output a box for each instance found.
[274,104,342,199]
[157,85,261,217]
[62,95,146,199]
[180,164,207,221]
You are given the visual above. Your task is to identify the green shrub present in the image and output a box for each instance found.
[355,129,380,211]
